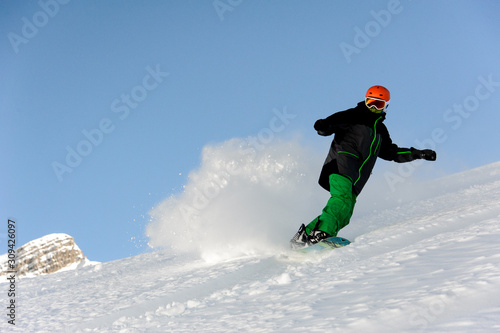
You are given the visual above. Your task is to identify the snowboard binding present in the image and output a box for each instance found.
[290,224,331,250]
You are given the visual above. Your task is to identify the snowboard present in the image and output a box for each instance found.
[296,236,351,254]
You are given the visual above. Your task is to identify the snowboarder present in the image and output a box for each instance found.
[291,85,437,249]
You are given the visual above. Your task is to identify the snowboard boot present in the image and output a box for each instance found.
[290,224,310,250]
[308,230,331,245]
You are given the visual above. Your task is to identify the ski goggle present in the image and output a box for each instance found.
[365,97,389,112]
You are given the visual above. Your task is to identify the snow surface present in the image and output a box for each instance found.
[3,140,500,332]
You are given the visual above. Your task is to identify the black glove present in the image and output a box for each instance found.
[314,119,332,136]
[411,149,437,161]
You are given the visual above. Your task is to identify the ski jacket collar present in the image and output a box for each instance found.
[356,101,386,122]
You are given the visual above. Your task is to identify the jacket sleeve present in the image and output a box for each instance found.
[314,109,358,136]
[378,124,417,163]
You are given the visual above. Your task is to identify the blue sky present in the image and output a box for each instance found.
[2,0,500,262]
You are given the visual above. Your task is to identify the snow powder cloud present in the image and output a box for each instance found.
[146,137,326,261]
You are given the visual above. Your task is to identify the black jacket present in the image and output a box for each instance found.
[316,102,417,195]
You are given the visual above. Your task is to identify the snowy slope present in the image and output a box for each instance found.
[4,161,500,332]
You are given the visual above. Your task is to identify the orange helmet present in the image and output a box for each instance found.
[365,85,390,113]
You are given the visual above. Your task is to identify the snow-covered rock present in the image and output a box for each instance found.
[0,233,97,277]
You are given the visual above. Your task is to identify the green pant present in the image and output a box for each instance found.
[305,174,357,236]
